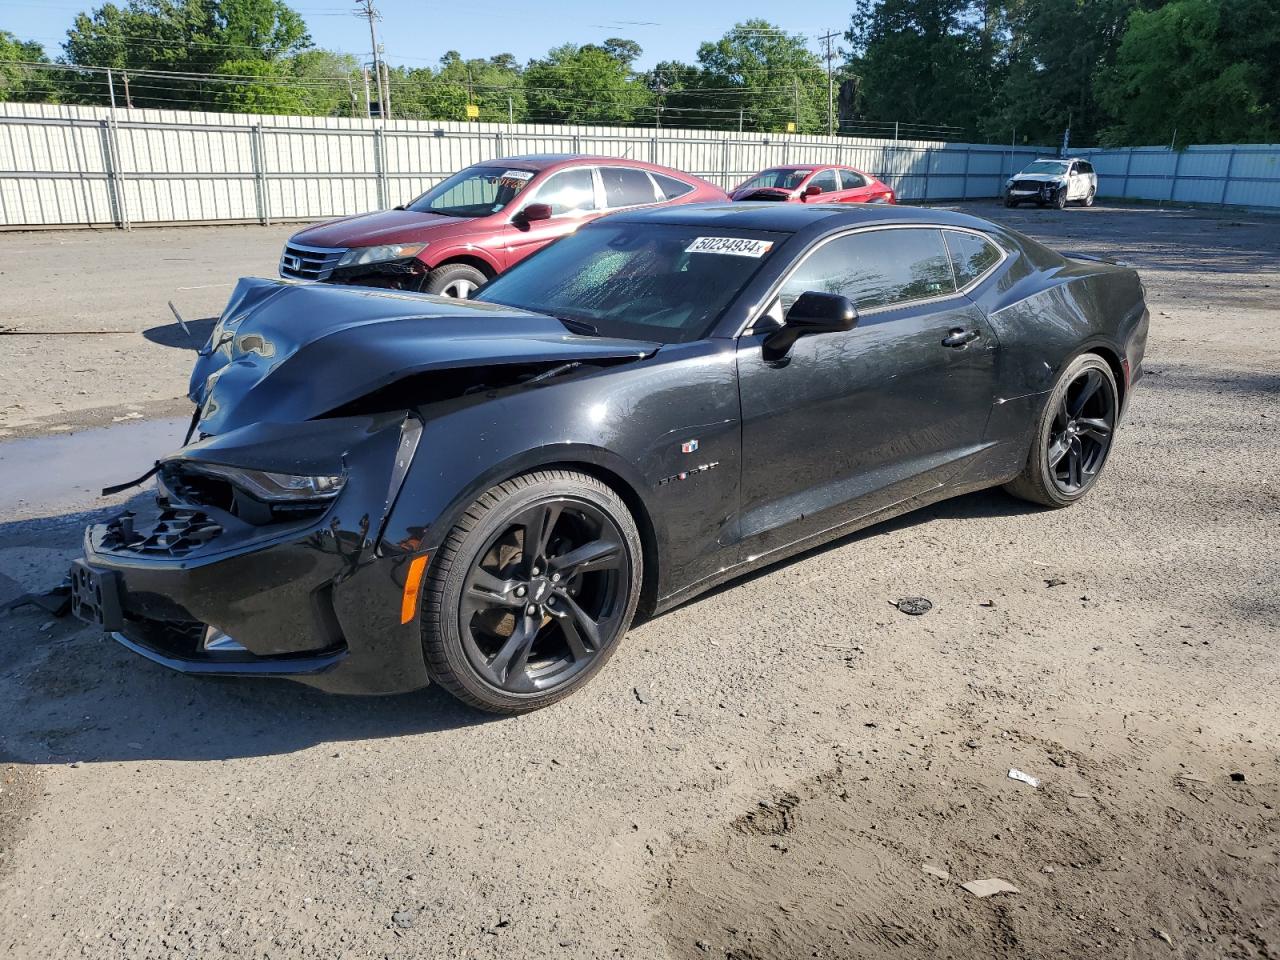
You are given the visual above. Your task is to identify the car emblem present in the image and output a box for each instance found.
[681,439,699,453]
[282,254,301,271]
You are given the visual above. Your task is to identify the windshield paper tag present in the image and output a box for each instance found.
[499,170,534,181]
[686,237,774,258]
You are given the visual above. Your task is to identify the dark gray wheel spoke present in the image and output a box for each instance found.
[1055,396,1071,427]
[1069,369,1102,416]
[487,614,539,686]
[465,568,521,607]
[1047,436,1070,468]
[1067,445,1083,488]
[549,537,622,577]
[554,595,601,660]
[1077,417,1111,442]
[519,502,562,571]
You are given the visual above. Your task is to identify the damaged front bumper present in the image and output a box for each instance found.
[70,413,433,695]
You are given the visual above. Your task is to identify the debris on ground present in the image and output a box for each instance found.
[1229,772,1246,783]
[959,878,1020,898]
[1044,578,1067,588]
[1152,927,1174,946]
[922,863,950,881]
[1008,768,1040,788]
[891,597,932,616]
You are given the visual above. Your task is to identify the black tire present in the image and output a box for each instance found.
[1053,186,1068,210]
[422,262,487,299]
[1004,354,1119,508]
[1083,187,1096,207]
[1004,194,1018,208]
[421,469,643,714]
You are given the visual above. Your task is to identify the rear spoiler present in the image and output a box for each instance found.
[1067,251,1131,267]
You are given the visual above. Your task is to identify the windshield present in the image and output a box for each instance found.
[406,165,537,217]
[1020,160,1069,176]
[475,223,785,344]
[737,168,811,192]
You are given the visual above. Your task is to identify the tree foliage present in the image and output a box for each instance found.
[1,30,51,102]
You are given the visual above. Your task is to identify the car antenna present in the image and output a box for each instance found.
[167,300,194,344]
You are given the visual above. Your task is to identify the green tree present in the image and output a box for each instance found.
[523,41,650,124]
[1098,0,1280,144]
[693,21,828,133]
[845,0,998,138]
[0,31,52,102]
[389,52,524,122]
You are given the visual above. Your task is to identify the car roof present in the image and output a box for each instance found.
[606,201,994,234]
[473,154,687,173]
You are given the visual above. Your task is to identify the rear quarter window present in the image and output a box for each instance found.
[944,231,1004,288]
[601,167,659,208]
[652,172,695,200]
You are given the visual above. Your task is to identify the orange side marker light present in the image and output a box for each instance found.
[400,554,430,624]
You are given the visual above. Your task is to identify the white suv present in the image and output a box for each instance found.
[1005,158,1097,209]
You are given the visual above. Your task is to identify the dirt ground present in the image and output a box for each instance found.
[0,201,1277,959]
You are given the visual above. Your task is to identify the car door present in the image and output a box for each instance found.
[832,168,873,203]
[1066,162,1087,200]
[599,165,662,213]
[802,168,840,201]
[735,226,999,557]
[504,166,601,266]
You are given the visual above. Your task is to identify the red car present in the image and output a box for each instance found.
[279,155,727,297]
[730,165,895,205]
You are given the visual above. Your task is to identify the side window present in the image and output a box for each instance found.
[778,228,955,312]
[1081,161,1094,175]
[809,169,839,194]
[601,167,659,208]
[652,172,695,201]
[839,169,867,190]
[944,230,1003,288]
[534,168,597,216]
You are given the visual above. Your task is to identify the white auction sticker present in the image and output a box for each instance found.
[685,236,774,258]
[499,170,534,181]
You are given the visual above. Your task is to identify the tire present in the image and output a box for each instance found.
[1053,186,1068,210]
[1004,194,1018,208]
[1004,354,1119,508]
[422,262,487,299]
[1083,187,1096,207]
[421,469,643,714]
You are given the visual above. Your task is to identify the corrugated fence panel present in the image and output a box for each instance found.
[3,103,1278,227]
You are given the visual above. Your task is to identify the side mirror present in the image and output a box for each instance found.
[801,184,822,201]
[763,292,858,359]
[517,202,552,224]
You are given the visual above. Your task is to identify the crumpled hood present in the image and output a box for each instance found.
[731,187,796,202]
[1009,172,1066,184]
[189,278,658,436]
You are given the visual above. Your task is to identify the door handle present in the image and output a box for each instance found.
[942,328,981,348]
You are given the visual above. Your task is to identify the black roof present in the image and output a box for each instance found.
[609,201,999,234]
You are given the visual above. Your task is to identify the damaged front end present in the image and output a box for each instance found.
[71,278,657,694]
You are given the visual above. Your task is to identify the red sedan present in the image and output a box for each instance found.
[280,155,727,296]
[730,165,895,205]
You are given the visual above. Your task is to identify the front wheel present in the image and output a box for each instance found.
[422,262,487,298]
[1004,354,1119,508]
[1004,194,1018,208]
[421,470,643,713]
[1053,186,1068,210]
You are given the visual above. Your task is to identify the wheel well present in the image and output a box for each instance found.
[1083,346,1126,407]
[428,255,496,279]
[541,460,661,621]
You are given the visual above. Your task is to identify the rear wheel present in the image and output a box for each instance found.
[422,262,487,299]
[421,470,643,714]
[1004,354,1119,508]
[1083,186,1096,207]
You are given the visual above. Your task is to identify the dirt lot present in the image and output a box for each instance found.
[1,202,1277,959]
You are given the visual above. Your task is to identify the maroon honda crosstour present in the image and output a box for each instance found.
[279,155,728,296]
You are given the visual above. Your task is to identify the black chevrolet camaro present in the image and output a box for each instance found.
[71,204,1148,713]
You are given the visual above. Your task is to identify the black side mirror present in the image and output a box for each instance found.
[517,202,552,224]
[763,291,858,360]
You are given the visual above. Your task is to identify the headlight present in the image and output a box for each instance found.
[187,463,346,502]
[337,243,427,267]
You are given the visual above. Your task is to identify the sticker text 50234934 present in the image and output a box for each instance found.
[685,237,774,258]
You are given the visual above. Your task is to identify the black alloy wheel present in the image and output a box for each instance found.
[1046,367,1115,495]
[1054,186,1069,210]
[460,499,627,693]
[1005,354,1119,508]
[421,470,642,713]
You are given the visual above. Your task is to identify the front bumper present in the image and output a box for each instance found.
[1007,182,1063,202]
[71,415,433,695]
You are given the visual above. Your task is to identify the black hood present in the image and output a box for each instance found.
[190,279,659,435]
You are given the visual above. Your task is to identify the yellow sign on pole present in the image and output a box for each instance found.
[465,103,480,120]
[786,121,796,133]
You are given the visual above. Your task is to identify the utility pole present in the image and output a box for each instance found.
[652,68,667,131]
[354,0,386,120]
[121,71,133,109]
[793,76,799,133]
[362,66,372,119]
[818,29,839,137]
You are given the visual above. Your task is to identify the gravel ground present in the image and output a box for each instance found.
[1,201,1277,959]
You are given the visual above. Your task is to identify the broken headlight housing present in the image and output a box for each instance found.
[186,464,346,502]
[337,243,427,268]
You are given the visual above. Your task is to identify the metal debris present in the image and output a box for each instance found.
[892,596,933,616]
[960,878,1019,898]
[1008,768,1040,788]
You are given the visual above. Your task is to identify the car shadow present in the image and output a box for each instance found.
[141,317,216,351]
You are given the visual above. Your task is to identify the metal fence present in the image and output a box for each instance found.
[3,103,1277,229]
[0,102,1051,229]
[1074,144,1280,208]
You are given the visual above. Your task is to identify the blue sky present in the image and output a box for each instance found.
[3,0,845,70]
